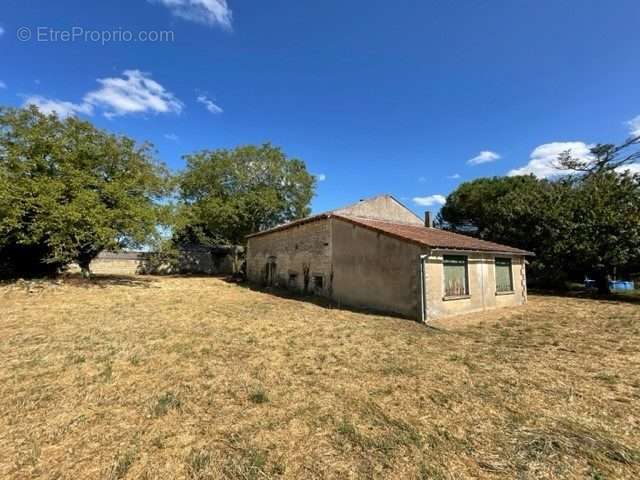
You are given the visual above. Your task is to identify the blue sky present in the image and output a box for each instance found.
[1,0,639,214]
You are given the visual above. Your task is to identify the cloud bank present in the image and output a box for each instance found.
[467,150,501,165]
[153,0,232,29]
[413,195,446,207]
[23,70,183,119]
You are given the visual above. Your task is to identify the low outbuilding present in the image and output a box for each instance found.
[246,195,533,321]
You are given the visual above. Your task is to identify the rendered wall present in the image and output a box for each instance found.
[424,253,527,320]
[333,196,423,225]
[330,217,423,318]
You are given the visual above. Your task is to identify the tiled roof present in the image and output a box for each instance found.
[335,215,534,255]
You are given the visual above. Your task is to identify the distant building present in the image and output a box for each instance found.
[246,195,533,321]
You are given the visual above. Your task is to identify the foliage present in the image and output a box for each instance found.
[437,176,574,285]
[556,134,640,174]
[437,139,640,291]
[175,143,315,245]
[0,106,168,278]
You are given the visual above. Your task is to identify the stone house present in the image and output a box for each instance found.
[246,195,533,322]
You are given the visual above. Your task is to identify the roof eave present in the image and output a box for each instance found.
[429,247,535,257]
[246,213,331,239]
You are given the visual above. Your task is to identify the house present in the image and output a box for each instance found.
[246,195,533,322]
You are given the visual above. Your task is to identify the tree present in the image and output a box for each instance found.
[556,134,640,174]
[563,171,640,293]
[437,139,640,293]
[436,175,575,286]
[176,143,315,246]
[0,106,168,278]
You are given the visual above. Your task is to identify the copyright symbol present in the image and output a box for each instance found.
[17,27,32,42]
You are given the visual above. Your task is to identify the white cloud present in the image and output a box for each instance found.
[508,141,594,178]
[467,150,501,165]
[22,71,182,119]
[413,195,446,207]
[164,133,179,141]
[153,0,232,29]
[85,70,183,118]
[0,27,5,37]
[0,80,6,89]
[617,163,640,175]
[627,115,640,137]
[447,173,461,179]
[316,173,326,182]
[23,95,93,118]
[197,94,223,114]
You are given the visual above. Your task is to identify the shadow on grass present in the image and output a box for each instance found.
[62,273,158,289]
[530,288,640,306]
[227,278,433,326]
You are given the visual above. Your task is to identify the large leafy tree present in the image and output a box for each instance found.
[437,138,640,292]
[564,171,640,292]
[176,143,315,245]
[555,135,640,292]
[437,176,575,286]
[0,106,168,278]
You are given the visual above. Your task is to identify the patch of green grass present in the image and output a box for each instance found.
[66,353,86,365]
[594,372,619,385]
[185,448,212,479]
[107,448,137,480]
[223,444,271,480]
[99,362,113,383]
[381,363,417,377]
[151,391,181,417]
[417,462,447,480]
[334,406,423,459]
[151,435,165,449]
[248,387,269,404]
[128,353,142,366]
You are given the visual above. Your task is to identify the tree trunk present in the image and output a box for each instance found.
[594,268,611,295]
[78,256,92,280]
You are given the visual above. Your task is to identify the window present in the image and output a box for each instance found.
[495,258,514,293]
[313,275,324,290]
[443,255,469,297]
[288,272,298,288]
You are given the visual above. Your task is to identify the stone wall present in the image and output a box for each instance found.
[78,258,142,276]
[69,247,242,276]
[246,218,332,295]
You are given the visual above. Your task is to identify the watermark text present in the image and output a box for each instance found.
[17,27,175,45]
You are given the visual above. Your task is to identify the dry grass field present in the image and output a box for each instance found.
[1,276,639,480]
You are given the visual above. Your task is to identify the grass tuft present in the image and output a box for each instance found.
[152,391,181,417]
[107,448,136,480]
[185,448,212,479]
[248,387,269,404]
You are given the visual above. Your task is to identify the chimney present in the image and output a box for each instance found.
[424,211,432,228]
